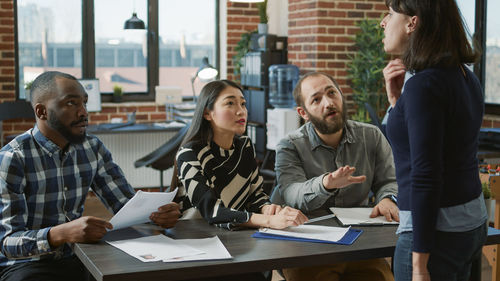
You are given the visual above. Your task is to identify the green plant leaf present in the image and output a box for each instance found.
[347,18,388,122]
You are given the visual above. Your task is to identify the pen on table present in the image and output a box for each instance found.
[305,214,336,224]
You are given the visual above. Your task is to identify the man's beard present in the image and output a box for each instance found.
[305,105,346,135]
[48,110,87,144]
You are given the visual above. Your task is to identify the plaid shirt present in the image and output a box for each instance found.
[0,126,135,266]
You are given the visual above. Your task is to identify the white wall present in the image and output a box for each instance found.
[220,1,228,79]
[268,0,288,37]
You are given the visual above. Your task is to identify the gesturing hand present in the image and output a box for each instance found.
[48,216,113,247]
[383,58,406,107]
[322,165,366,191]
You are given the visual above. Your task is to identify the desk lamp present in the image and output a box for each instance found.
[191,57,218,99]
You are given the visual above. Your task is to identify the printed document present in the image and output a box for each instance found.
[330,207,399,226]
[110,189,178,230]
[107,234,203,262]
[258,224,350,242]
[163,236,232,262]
[107,235,232,263]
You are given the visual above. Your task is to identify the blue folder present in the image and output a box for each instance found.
[252,228,363,245]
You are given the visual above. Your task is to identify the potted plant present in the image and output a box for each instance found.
[113,84,123,103]
[233,30,257,83]
[257,0,268,34]
[24,80,33,102]
[347,18,387,123]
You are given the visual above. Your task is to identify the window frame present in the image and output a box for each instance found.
[475,0,500,114]
[15,0,220,103]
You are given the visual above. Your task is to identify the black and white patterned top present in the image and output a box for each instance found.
[176,135,270,230]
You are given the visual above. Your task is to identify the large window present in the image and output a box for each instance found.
[95,0,147,94]
[16,0,218,101]
[485,0,500,104]
[457,0,500,109]
[159,0,216,95]
[17,0,82,100]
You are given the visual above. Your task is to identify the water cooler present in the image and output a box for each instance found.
[266,64,301,150]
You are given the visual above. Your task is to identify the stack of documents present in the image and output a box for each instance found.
[107,235,232,263]
[330,207,399,226]
[252,224,362,245]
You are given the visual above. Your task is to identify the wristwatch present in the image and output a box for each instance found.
[384,194,398,204]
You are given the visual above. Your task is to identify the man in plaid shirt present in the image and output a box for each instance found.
[0,71,180,281]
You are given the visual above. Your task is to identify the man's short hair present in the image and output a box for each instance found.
[30,71,78,106]
[292,72,343,108]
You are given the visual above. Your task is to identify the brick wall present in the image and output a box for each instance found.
[287,0,386,112]
[0,0,30,143]
[226,1,260,82]
[483,115,500,128]
[0,0,14,103]
[88,103,166,124]
[1,1,499,145]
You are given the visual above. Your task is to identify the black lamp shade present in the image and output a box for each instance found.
[124,12,145,30]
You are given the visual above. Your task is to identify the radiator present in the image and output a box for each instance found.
[96,131,177,189]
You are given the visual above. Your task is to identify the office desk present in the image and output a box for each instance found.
[75,219,500,281]
[75,219,396,281]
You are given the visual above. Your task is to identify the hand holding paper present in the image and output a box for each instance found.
[150,202,181,229]
[110,189,178,230]
[330,207,399,226]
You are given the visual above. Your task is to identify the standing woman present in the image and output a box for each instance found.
[173,80,307,230]
[381,1,487,281]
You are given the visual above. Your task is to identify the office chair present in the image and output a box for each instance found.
[134,123,190,192]
[0,100,35,147]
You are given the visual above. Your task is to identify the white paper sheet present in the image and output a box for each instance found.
[329,207,399,226]
[258,224,350,242]
[162,236,232,262]
[110,189,178,230]
[106,234,203,262]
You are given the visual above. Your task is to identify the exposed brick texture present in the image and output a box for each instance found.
[287,0,385,113]
[226,1,260,82]
[1,1,498,145]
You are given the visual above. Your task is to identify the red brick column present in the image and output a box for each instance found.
[0,0,32,143]
[226,1,260,82]
[287,0,386,111]
[0,0,15,103]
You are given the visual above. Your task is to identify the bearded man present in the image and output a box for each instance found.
[0,71,179,281]
[274,72,398,281]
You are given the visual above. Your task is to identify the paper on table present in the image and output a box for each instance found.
[110,189,178,230]
[329,207,399,226]
[163,236,232,262]
[258,224,350,243]
[107,234,203,262]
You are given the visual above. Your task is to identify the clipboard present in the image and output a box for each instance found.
[252,228,363,245]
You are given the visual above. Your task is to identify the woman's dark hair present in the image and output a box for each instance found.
[385,0,480,71]
[170,79,244,190]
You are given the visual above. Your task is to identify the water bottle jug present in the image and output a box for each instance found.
[268,64,299,108]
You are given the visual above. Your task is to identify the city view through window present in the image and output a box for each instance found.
[458,0,500,104]
[17,0,215,98]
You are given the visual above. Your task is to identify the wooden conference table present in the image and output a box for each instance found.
[75,217,500,281]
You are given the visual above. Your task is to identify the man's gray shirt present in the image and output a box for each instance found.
[275,120,397,213]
